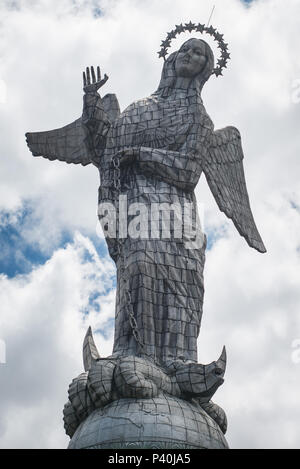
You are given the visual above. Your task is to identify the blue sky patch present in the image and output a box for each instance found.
[0,203,73,277]
[95,318,114,340]
[0,201,109,278]
[290,200,300,212]
[206,224,228,250]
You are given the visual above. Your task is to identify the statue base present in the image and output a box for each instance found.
[68,393,228,449]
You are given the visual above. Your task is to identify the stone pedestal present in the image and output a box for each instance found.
[68,394,228,450]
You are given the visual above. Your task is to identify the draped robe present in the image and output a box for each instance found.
[89,84,214,365]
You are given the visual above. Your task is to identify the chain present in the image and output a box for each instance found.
[111,152,145,353]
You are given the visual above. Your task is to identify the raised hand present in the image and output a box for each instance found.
[83,66,108,94]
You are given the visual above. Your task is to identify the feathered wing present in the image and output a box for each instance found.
[25,93,120,166]
[102,93,120,122]
[203,126,266,253]
[25,117,90,166]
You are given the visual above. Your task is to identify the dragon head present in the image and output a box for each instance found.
[175,346,226,402]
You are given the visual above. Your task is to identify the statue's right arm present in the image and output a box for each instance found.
[25,66,114,167]
[81,66,111,165]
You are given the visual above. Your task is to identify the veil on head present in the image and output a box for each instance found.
[155,38,215,97]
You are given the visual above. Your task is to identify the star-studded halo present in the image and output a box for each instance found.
[158,22,230,77]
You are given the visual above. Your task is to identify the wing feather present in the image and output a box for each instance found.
[102,93,120,122]
[25,93,120,166]
[25,117,90,166]
[203,126,266,253]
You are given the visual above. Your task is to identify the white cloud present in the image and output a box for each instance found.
[0,232,115,448]
[199,193,300,448]
[0,0,300,448]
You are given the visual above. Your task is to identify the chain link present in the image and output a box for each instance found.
[111,152,145,353]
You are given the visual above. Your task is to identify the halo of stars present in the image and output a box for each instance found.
[158,22,230,77]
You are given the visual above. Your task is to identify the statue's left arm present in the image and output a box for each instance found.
[120,147,201,192]
[203,126,266,253]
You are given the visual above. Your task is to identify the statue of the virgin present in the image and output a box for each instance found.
[26,23,266,448]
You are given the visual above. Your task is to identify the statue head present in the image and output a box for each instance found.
[155,38,215,97]
[175,38,213,79]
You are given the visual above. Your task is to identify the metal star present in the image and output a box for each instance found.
[214,32,224,42]
[158,49,167,58]
[160,39,171,48]
[185,21,196,32]
[175,24,185,33]
[167,30,177,40]
[220,42,229,51]
[221,51,230,60]
[214,68,223,77]
[196,23,205,33]
[217,58,228,68]
[206,26,217,35]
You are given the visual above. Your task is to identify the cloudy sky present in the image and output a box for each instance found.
[0,0,300,449]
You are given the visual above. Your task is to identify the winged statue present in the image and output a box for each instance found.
[26,26,266,369]
[26,22,267,448]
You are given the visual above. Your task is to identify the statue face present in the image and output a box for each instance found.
[175,39,207,78]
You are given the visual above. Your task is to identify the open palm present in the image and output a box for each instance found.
[83,66,108,93]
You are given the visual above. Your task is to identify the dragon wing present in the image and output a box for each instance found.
[25,93,120,166]
[203,126,266,253]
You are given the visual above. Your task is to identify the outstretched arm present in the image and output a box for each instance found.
[82,66,110,165]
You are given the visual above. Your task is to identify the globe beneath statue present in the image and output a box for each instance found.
[68,393,228,449]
